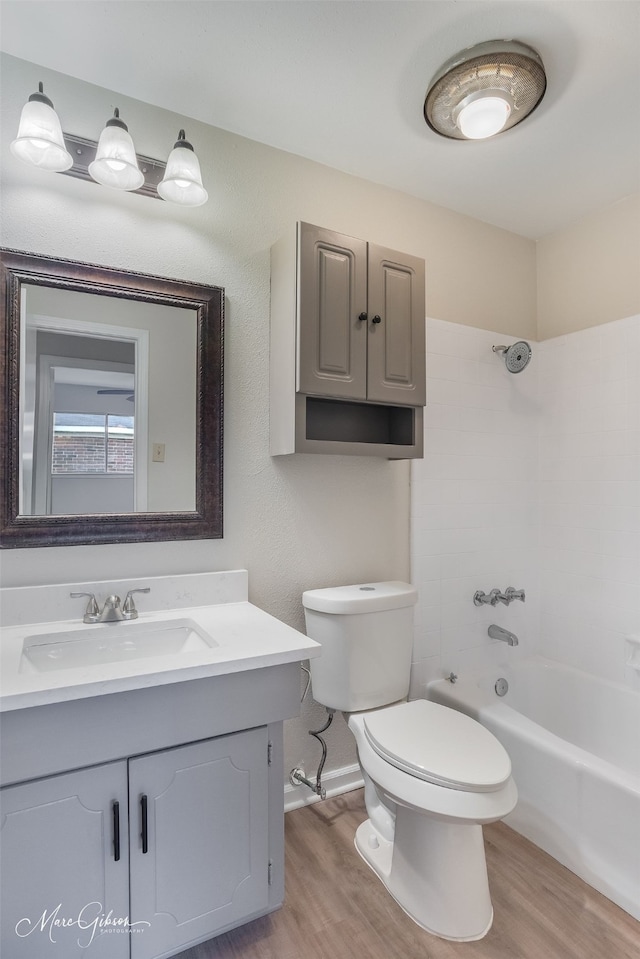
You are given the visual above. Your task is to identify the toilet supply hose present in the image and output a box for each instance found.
[289,709,334,800]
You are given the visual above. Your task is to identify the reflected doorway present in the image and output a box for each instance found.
[22,313,149,515]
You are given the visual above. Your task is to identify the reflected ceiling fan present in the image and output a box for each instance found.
[97,388,135,402]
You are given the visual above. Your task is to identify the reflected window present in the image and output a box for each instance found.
[52,413,135,475]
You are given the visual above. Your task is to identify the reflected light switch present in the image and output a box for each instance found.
[152,443,165,463]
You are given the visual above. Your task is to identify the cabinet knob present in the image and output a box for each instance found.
[372,315,382,324]
[358,312,368,322]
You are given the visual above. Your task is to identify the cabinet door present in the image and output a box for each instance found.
[0,762,129,959]
[129,728,269,959]
[297,222,368,399]
[366,243,426,406]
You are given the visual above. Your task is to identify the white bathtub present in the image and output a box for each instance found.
[428,657,640,921]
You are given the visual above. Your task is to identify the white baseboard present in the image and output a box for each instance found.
[284,762,363,812]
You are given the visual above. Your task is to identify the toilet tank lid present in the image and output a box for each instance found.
[302,581,418,615]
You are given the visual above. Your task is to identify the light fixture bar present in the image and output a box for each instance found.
[60,133,166,199]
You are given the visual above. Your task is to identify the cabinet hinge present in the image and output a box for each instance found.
[268,860,273,885]
[267,741,273,766]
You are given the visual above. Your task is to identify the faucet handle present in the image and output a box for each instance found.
[122,587,151,620]
[473,589,500,607]
[504,586,526,603]
[70,591,100,623]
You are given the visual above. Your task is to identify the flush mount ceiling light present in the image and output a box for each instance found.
[10,83,208,207]
[424,40,547,140]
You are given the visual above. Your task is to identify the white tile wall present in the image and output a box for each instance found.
[538,316,640,686]
[410,320,540,695]
[410,315,640,695]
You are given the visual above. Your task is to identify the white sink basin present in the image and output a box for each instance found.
[20,619,217,673]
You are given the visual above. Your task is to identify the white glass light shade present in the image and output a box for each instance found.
[88,115,144,191]
[455,94,512,140]
[10,96,73,172]
[158,133,208,207]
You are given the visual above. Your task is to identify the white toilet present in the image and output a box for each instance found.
[302,581,517,942]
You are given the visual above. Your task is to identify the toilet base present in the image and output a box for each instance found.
[354,813,494,942]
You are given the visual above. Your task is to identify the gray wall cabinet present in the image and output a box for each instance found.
[271,222,426,458]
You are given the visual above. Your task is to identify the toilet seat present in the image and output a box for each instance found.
[363,700,511,793]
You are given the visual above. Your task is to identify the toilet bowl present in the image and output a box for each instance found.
[347,700,516,941]
[302,581,518,941]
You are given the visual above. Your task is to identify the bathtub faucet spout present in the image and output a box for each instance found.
[488,624,519,646]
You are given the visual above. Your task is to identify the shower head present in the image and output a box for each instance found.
[492,341,532,373]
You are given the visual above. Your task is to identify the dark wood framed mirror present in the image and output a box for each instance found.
[1,249,223,548]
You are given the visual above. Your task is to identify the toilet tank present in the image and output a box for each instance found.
[302,582,418,712]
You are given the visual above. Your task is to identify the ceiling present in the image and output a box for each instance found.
[1,0,639,238]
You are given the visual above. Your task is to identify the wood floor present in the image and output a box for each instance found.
[178,788,639,959]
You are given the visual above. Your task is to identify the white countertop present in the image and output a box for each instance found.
[0,571,320,712]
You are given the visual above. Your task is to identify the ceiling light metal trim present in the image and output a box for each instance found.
[424,39,547,140]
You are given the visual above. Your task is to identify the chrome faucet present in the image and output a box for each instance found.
[488,624,519,646]
[474,587,526,607]
[503,587,525,604]
[71,588,150,624]
[474,588,501,606]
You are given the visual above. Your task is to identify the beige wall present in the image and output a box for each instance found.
[2,50,637,786]
[0,51,538,599]
[0,53,538,783]
[537,193,640,339]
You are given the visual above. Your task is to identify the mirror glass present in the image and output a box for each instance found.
[1,250,223,548]
[21,285,197,516]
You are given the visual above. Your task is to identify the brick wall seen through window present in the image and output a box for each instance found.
[52,413,134,474]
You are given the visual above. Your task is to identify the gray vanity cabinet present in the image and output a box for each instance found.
[271,221,425,457]
[1,728,272,959]
[1,761,130,959]
[129,729,269,959]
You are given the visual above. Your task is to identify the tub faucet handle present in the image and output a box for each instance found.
[504,587,525,604]
[473,589,501,606]
[494,591,511,606]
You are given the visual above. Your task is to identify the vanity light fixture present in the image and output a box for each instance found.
[10,82,73,172]
[87,108,144,191]
[158,130,208,207]
[10,83,208,207]
[424,40,547,140]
